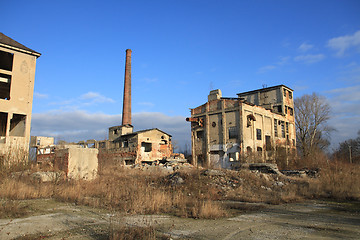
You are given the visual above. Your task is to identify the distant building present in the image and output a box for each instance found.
[99,127,173,165]
[0,33,41,156]
[187,85,296,168]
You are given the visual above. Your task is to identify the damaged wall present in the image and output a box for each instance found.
[188,85,296,169]
[0,33,41,156]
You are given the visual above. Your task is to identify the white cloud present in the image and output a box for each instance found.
[30,110,190,148]
[327,30,360,56]
[298,43,313,52]
[34,92,48,99]
[294,54,325,64]
[258,65,276,73]
[80,91,115,103]
[138,102,155,107]
[49,92,115,108]
[325,85,360,148]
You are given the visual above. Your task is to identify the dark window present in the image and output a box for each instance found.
[0,73,11,100]
[265,135,271,151]
[289,92,292,99]
[274,119,278,137]
[285,106,288,114]
[9,114,26,137]
[281,121,285,138]
[0,112,8,136]
[289,107,293,116]
[196,131,203,140]
[247,146,252,153]
[228,126,238,139]
[277,105,282,113]
[113,129,118,135]
[257,147,262,152]
[283,90,286,97]
[286,122,289,134]
[122,140,128,148]
[256,129,262,140]
[0,50,13,71]
[141,142,152,152]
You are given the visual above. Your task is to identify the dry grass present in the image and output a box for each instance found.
[1,152,360,220]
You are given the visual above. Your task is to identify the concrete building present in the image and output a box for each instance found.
[0,33,41,155]
[97,49,173,165]
[187,85,296,169]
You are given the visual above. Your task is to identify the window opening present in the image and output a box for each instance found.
[256,129,262,140]
[141,142,152,152]
[286,122,289,134]
[265,135,271,151]
[9,114,26,137]
[0,50,13,71]
[274,119,278,137]
[289,92,292,99]
[283,90,286,97]
[122,140,129,148]
[228,126,238,139]
[246,146,252,153]
[277,105,282,113]
[0,73,11,100]
[281,121,285,138]
[196,131,203,140]
[0,112,8,136]
[289,107,293,116]
[257,147,262,152]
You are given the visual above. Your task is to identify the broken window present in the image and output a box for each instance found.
[246,146,252,153]
[0,112,8,136]
[0,50,13,71]
[113,129,118,135]
[257,147,262,152]
[228,126,238,139]
[265,135,272,151]
[281,121,285,138]
[288,107,293,116]
[196,131,203,140]
[141,142,152,152]
[9,114,26,137]
[289,92,292,99]
[122,140,129,148]
[286,122,289,134]
[277,105,282,113]
[256,129,262,140]
[274,119,278,137]
[0,73,11,100]
[285,106,288,114]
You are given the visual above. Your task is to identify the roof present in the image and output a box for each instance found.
[237,85,293,96]
[113,128,172,142]
[0,32,41,57]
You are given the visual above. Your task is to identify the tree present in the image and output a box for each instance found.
[294,93,334,158]
[333,131,360,163]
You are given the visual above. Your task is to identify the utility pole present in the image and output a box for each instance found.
[349,145,352,164]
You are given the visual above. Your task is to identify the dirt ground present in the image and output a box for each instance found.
[0,199,359,239]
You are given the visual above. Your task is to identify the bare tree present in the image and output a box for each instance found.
[294,93,334,158]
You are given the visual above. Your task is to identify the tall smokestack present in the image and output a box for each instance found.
[122,49,132,126]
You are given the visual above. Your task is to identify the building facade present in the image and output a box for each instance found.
[187,85,296,169]
[0,33,41,155]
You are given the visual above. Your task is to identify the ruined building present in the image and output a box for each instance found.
[97,49,173,164]
[0,33,41,155]
[187,85,296,168]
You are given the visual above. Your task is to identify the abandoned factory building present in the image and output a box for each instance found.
[96,49,173,165]
[187,85,296,168]
[0,33,41,155]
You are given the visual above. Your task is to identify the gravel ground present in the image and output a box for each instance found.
[0,199,359,239]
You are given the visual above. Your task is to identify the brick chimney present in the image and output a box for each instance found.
[122,49,132,125]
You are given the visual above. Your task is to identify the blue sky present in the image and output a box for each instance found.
[2,0,360,151]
